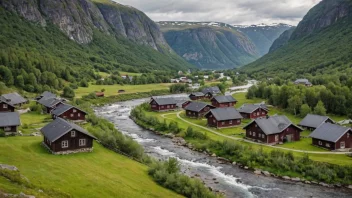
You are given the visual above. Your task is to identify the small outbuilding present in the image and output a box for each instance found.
[238,104,269,119]
[309,123,351,150]
[298,114,335,131]
[0,112,21,136]
[52,104,87,121]
[95,92,105,97]
[243,115,303,144]
[205,108,243,128]
[294,79,312,87]
[0,92,28,107]
[189,92,205,100]
[184,102,215,118]
[37,97,64,114]
[150,97,177,112]
[211,95,237,108]
[0,99,15,112]
[202,86,221,99]
[41,118,97,154]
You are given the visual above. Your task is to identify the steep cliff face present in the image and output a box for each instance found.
[234,24,292,56]
[290,0,351,40]
[0,0,170,50]
[242,0,352,77]
[159,21,259,69]
[269,27,295,52]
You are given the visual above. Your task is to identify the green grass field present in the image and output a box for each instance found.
[19,112,51,134]
[0,137,182,198]
[75,83,172,98]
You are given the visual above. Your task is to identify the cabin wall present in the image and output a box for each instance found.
[186,106,210,118]
[211,100,236,108]
[55,108,86,121]
[245,122,268,143]
[0,102,15,112]
[207,114,241,128]
[190,96,204,100]
[0,126,18,135]
[47,130,93,152]
[312,138,336,150]
[150,100,176,111]
[335,131,352,149]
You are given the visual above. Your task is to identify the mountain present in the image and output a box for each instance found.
[269,27,296,52]
[233,23,293,56]
[158,21,259,69]
[241,0,352,79]
[0,0,193,92]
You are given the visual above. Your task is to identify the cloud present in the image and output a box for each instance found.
[113,0,321,25]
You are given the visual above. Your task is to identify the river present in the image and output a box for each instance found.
[95,94,352,198]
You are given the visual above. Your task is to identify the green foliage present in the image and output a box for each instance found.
[313,100,327,116]
[169,84,190,93]
[30,103,44,114]
[148,158,219,198]
[185,127,208,140]
[300,104,311,118]
[0,129,5,137]
[62,86,75,98]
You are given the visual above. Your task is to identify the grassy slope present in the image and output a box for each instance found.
[142,92,351,165]
[75,83,172,98]
[0,136,182,198]
[241,14,352,79]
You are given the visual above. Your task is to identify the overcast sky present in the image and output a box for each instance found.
[114,0,321,25]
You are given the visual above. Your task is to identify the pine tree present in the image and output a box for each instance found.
[313,100,327,116]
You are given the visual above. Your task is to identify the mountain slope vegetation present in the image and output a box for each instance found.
[158,21,259,69]
[0,0,193,93]
[241,0,352,80]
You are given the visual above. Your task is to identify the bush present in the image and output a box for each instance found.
[0,129,5,137]
[30,103,44,114]
[185,127,208,140]
[62,86,75,98]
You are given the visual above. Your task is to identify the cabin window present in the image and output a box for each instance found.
[79,139,86,146]
[3,104,7,108]
[237,120,240,123]
[326,143,330,148]
[188,111,191,115]
[152,105,156,107]
[318,141,322,145]
[222,122,225,125]
[257,112,260,116]
[71,131,76,137]
[229,120,232,124]
[78,113,81,117]
[340,141,345,149]
[213,119,215,123]
[73,109,77,113]
[262,112,265,115]
[4,127,11,131]
[275,135,279,142]
[61,140,69,148]
[348,133,350,138]
[255,124,257,128]
[262,134,265,138]
[167,105,170,108]
[253,132,256,136]
[70,114,74,117]
[249,131,252,135]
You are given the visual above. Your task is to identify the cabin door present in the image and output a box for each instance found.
[286,134,292,142]
[340,141,345,149]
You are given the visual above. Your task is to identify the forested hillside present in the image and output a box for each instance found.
[0,0,193,93]
[241,0,352,81]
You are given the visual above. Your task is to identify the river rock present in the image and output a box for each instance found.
[319,182,329,187]
[282,176,291,180]
[232,162,237,165]
[164,133,175,138]
[334,184,342,188]
[244,166,249,170]
[348,185,352,189]
[291,177,301,182]
[0,164,18,171]
[305,181,311,184]
[217,157,230,162]
[211,153,217,157]
[254,170,262,175]
[262,171,271,176]
[311,181,318,185]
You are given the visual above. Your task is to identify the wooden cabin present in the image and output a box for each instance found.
[310,123,351,150]
[149,98,177,112]
[0,100,15,112]
[298,114,335,131]
[202,86,221,99]
[294,79,312,87]
[40,118,97,154]
[0,112,20,136]
[243,115,303,145]
[95,92,105,97]
[189,92,205,100]
[37,97,64,114]
[205,108,243,128]
[0,92,28,107]
[238,104,268,119]
[184,102,215,118]
[211,95,237,108]
[36,91,56,101]
[52,104,87,121]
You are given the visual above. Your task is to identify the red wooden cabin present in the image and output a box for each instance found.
[211,95,237,108]
[205,108,243,128]
[310,123,351,150]
[238,104,268,119]
[150,97,177,112]
[184,102,215,118]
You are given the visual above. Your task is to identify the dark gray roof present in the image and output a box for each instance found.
[185,102,210,112]
[310,123,350,143]
[244,115,302,135]
[38,97,63,108]
[202,86,221,95]
[0,99,15,108]
[40,118,96,142]
[238,104,268,114]
[1,92,27,105]
[206,108,243,121]
[189,92,205,97]
[0,112,20,127]
[40,91,56,99]
[295,79,312,85]
[151,97,177,105]
[212,95,237,103]
[51,103,87,116]
[298,114,333,129]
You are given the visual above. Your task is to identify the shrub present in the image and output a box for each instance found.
[0,129,5,137]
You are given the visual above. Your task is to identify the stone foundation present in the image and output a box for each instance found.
[41,142,93,155]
